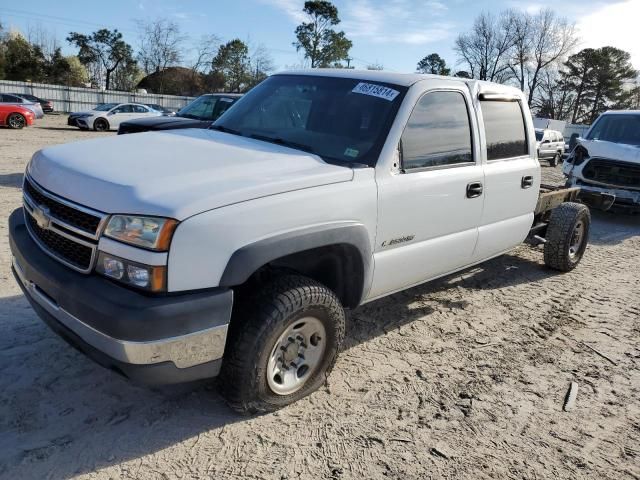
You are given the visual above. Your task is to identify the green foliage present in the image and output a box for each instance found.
[67,29,135,90]
[212,39,250,92]
[562,47,637,123]
[2,32,46,81]
[417,53,450,75]
[294,1,352,68]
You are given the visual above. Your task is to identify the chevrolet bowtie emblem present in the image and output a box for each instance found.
[32,204,51,230]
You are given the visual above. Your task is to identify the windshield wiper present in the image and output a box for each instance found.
[249,134,315,154]
[209,124,243,136]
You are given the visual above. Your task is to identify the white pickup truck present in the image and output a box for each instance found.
[9,70,590,413]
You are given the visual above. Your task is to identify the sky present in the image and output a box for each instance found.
[1,0,639,73]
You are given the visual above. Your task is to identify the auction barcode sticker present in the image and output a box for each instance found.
[352,83,400,101]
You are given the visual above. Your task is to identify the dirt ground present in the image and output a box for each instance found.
[0,115,638,480]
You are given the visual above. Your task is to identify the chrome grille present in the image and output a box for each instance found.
[22,175,107,273]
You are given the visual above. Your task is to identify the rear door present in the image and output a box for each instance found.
[472,95,539,262]
[369,85,484,299]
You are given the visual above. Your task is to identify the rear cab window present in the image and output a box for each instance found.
[481,100,528,160]
[400,91,474,171]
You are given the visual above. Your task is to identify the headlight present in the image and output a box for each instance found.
[95,252,167,292]
[104,215,178,251]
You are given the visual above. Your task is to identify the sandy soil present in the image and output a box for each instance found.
[0,115,639,480]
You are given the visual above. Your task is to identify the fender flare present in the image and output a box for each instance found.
[219,222,373,304]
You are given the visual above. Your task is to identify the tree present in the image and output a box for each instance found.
[1,31,46,81]
[136,19,185,93]
[67,29,134,90]
[417,53,450,75]
[538,47,637,123]
[65,56,90,86]
[212,39,250,92]
[294,1,352,68]
[524,9,577,106]
[454,11,515,82]
[247,44,275,88]
[0,21,7,79]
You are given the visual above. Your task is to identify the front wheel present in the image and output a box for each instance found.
[544,202,590,271]
[7,113,26,129]
[219,275,345,414]
[550,153,560,167]
[93,118,109,131]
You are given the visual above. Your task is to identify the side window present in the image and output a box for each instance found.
[133,105,148,113]
[481,100,528,160]
[401,91,473,170]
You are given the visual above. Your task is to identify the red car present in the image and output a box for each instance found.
[0,104,35,129]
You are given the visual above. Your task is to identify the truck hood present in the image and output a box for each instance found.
[28,129,354,220]
[578,138,640,164]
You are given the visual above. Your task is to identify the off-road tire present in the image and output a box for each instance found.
[93,118,109,132]
[7,113,26,129]
[550,153,560,167]
[544,202,590,272]
[219,274,345,414]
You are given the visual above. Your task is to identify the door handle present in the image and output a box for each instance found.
[466,182,483,198]
[521,175,534,189]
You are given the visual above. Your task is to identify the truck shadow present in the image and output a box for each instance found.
[344,252,552,350]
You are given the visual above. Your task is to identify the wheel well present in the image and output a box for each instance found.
[245,244,365,309]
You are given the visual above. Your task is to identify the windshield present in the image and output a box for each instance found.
[178,95,234,120]
[213,75,407,166]
[95,103,119,111]
[535,131,544,141]
[587,114,640,146]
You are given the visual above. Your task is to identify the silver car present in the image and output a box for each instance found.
[0,93,44,119]
[535,128,565,167]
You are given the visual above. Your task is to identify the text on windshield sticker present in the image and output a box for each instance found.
[352,83,400,101]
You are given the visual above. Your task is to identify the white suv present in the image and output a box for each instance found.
[535,128,565,167]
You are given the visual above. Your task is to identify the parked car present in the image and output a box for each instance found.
[0,93,44,119]
[9,93,54,113]
[68,105,104,127]
[564,110,640,212]
[0,104,35,129]
[118,94,241,134]
[535,128,564,167]
[71,103,163,131]
[144,104,176,116]
[10,70,589,413]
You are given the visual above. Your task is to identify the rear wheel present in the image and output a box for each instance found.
[7,113,26,129]
[94,118,109,131]
[219,274,345,414]
[544,202,590,271]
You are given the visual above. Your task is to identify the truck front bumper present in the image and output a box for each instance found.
[9,208,233,385]
[568,178,640,213]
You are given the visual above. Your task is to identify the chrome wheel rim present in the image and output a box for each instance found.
[569,221,585,259]
[267,316,326,396]
[9,114,25,128]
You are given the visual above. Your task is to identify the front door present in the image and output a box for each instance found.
[369,88,484,300]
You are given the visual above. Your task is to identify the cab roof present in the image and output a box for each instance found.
[274,68,524,98]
